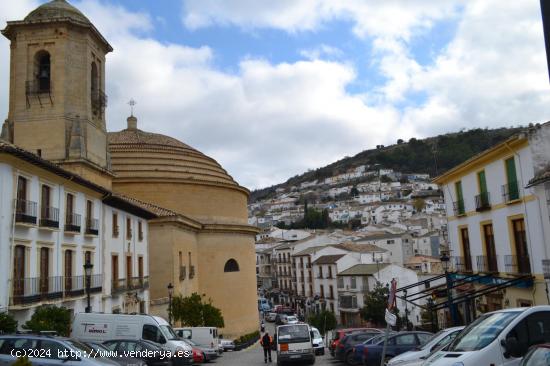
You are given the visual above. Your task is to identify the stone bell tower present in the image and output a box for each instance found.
[1,0,113,188]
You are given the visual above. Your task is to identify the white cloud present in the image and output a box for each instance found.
[299,44,343,60]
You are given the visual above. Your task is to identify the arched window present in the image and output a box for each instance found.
[35,51,51,92]
[91,62,98,114]
[224,259,239,272]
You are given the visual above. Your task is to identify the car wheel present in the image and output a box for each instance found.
[383,355,392,365]
[345,351,357,365]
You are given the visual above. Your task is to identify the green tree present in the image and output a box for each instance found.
[413,198,426,212]
[24,306,71,336]
[0,312,18,333]
[350,186,359,197]
[12,356,32,366]
[360,282,389,326]
[307,310,337,335]
[172,293,225,327]
[380,175,393,183]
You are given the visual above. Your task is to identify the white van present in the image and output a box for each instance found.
[71,313,193,355]
[276,324,315,365]
[424,306,550,366]
[173,327,219,349]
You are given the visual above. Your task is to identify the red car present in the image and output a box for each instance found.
[191,348,204,364]
[330,328,382,357]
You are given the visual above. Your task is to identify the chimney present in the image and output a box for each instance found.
[127,115,137,130]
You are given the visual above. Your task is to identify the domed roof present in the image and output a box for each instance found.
[108,116,241,188]
[25,0,90,24]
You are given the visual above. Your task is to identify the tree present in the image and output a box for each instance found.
[397,139,404,144]
[0,312,17,333]
[413,198,426,212]
[307,310,337,335]
[350,186,359,197]
[24,306,71,336]
[172,293,225,327]
[360,282,389,326]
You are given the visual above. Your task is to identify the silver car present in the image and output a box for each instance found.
[0,335,117,366]
[181,339,219,361]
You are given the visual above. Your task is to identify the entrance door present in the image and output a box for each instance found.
[40,247,49,296]
[483,224,498,272]
[13,245,25,301]
[461,228,472,271]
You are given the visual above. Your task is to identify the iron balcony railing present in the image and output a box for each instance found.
[476,255,499,273]
[85,218,99,235]
[453,200,465,216]
[11,276,63,305]
[40,206,59,228]
[543,260,550,280]
[504,255,531,275]
[179,266,186,280]
[475,192,491,211]
[112,278,127,294]
[452,256,473,273]
[15,199,37,225]
[65,213,81,233]
[26,79,51,95]
[502,181,520,202]
[64,276,85,297]
[128,276,149,290]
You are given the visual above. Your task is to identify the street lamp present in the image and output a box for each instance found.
[83,260,93,313]
[440,252,457,326]
[167,283,174,326]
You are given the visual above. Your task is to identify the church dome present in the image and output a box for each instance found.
[108,116,249,224]
[25,0,90,25]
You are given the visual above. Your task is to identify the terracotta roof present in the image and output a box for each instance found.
[337,263,389,276]
[312,254,345,265]
[332,242,387,253]
[527,167,550,187]
[107,193,175,218]
[108,128,195,150]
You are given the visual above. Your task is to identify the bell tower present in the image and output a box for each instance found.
[1,0,113,188]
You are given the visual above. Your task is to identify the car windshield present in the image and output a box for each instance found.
[448,311,521,352]
[278,325,310,344]
[420,330,446,350]
[66,340,94,356]
[313,329,321,339]
[160,325,179,340]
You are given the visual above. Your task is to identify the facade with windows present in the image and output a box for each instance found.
[0,143,153,323]
[434,123,550,317]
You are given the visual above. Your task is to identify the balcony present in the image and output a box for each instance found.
[476,255,498,274]
[128,276,149,290]
[65,213,81,233]
[112,278,127,294]
[15,199,37,225]
[85,218,99,235]
[179,266,186,280]
[11,276,63,305]
[452,256,473,273]
[504,255,531,275]
[502,181,520,202]
[64,276,85,297]
[453,200,465,216]
[189,265,195,279]
[40,206,59,228]
[89,274,103,293]
[543,260,550,280]
[91,89,107,115]
[475,192,491,211]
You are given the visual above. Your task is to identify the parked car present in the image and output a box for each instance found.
[360,331,433,366]
[265,313,278,322]
[335,331,383,364]
[329,328,383,357]
[311,327,325,356]
[285,315,299,325]
[191,348,204,364]
[0,334,117,366]
[83,341,147,366]
[181,339,219,362]
[173,327,219,350]
[424,306,550,366]
[349,334,390,365]
[102,339,173,366]
[387,326,464,366]
[219,338,235,352]
[521,344,550,366]
[275,314,288,325]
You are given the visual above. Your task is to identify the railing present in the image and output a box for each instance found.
[453,200,465,216]
[128,276,149,290]
[40,206,59,228]
[475,192,491,211]
[64,276,85,297]
[91,90,107,112]
[85,218,99,235]
[89,274,103,293]
[504,255,531,275]
[179,266,186,280]
[476,255,498,273]
[15,199,37,224]
[112,278,127,293]
[543,260,550,280]
[26,79,51,95]
[65,213,81,233]
[11,276,63,305]
[113,226,119,238]
[189,265,195,279]
[502,181,520,202]
[452,256,473,273]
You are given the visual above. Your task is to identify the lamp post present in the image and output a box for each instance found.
[167,283,174,326]
[440,252,457,326]
[83,260,93,313]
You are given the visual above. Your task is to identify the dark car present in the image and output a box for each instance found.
[521,343,550,365]
[360,332,433,366]
[330,328,383,357]
[84,342,146,366]
[103,339,178,366]
[349,334,390,365]
[335,331,382,364]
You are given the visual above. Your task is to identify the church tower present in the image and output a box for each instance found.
[1,0,113,188]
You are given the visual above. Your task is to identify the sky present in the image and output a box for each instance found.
[1,0,549,190]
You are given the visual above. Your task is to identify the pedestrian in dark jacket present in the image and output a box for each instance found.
[261,332,273,363]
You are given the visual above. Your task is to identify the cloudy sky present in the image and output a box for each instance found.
[1,1,549,190]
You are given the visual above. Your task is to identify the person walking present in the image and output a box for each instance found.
[260,331,273,363]
[260,320,266,333]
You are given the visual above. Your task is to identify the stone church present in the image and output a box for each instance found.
[1,0,259,337]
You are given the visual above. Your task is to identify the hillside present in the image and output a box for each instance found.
[250,126,523,202]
